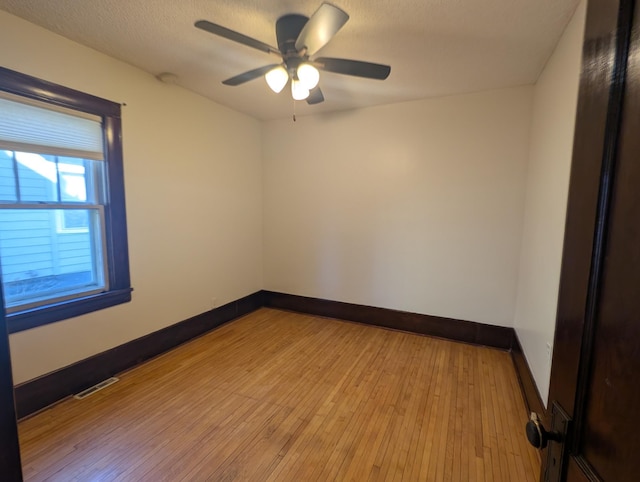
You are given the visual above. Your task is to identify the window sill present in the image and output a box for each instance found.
[7,288,133,334]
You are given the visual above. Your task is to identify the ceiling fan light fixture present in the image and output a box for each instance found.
[297,63,320,90]
[197,3,391,107]
[265,66,288,93]
[291,79,310,100]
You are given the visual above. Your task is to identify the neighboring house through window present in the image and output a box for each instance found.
[0,67,131,333]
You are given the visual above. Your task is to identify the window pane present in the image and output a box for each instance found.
[58,157,88,203]
[0,208,106,310]
[7,152,102,204]
[16,152,58,202]
[0,150,16,202]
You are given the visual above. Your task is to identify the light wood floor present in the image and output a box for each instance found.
[19,308,539,481]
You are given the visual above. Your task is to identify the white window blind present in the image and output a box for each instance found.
[0,94,104,161]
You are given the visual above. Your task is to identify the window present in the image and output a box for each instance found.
[57,210,90,234]
[0,67,131,333]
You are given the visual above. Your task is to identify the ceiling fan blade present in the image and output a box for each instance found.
[222,64,281,86]
[195,20,280,55]
[315,57,391,80]
[307,86,325,105]
[294,3,349,56]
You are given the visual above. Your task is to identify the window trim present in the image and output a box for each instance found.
[0,66,132,334]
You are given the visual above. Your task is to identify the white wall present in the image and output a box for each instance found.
[0,11,264,384]
[513,0,586,405]
[263,87,533,326]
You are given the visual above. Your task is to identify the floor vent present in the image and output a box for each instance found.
[73,377,119,400]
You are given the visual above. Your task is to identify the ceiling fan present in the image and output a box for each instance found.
[195,2,391,105]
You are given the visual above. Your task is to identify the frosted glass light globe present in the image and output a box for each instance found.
[291,79,310,100]
[297,63,320,90]
[265,66,288,93]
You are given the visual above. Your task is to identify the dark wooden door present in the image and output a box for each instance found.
[0,285,22,480]
[542,0,640,480]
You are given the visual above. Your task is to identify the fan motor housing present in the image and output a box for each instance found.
[276,14,309,55]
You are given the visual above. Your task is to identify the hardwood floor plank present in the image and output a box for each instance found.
[18,308,539,481]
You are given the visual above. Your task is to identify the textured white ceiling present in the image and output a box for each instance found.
[0,0,579,120]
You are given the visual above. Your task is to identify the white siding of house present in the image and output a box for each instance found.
[0,156,15,200]
[56,231,92,274]
[0,209,54,280]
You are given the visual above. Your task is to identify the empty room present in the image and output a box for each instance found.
[2,0,639,481]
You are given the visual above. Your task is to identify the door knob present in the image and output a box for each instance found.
[526,412,561,449]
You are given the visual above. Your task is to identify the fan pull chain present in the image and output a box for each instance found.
[292,99,297,122]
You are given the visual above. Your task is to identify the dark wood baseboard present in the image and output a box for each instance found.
[14,291,264,419]
[511,331,546,417]
[263,291,515,350]
[15,289,544,424]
